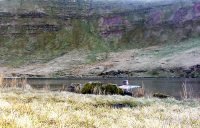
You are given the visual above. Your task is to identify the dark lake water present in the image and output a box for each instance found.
[24,77,200,99]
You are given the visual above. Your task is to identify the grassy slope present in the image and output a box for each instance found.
[141,37,200,58]
[73,37,200,77]
[1,36,200,77]
[0,89,199,128]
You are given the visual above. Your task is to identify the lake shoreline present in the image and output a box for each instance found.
[3,76,200,79]
[2,77,200,100]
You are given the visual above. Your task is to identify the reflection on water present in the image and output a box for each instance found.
[26,78,200,99]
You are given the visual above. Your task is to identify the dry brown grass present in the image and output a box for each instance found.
[0,89,199,128]
[0,76,199,127]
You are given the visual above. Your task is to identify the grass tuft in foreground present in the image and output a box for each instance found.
[0,89,199,128]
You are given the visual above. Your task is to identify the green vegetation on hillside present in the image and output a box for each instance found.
[1,0,200,68]
[0,20,108,66]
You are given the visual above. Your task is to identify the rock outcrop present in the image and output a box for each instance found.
[1,0,200,42]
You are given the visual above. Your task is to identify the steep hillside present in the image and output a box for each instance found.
[0,0,200,77]
[1,37,200,78]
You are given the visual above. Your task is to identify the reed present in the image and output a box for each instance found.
[0,74,5,88]
[133,87,145,97]
[181,80,194,99]
[132,81,145,97]
[43,84,50,90]
[0,75,31,89]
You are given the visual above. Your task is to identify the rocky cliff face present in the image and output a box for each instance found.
[0,0,90,35]
[1,0,200,42]
[1,0,200,77]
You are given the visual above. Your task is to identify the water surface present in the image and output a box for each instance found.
[26,77,200,99]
